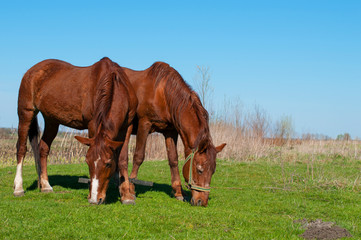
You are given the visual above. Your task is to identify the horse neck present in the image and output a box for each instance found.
[101,114,125,140]
[177,108,208,156]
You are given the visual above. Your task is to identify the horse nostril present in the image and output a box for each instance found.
[98,198,103,205]
[197,199,202,206]
[190,198,195,205]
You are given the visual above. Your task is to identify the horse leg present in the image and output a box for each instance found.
[38,118,59,192]
[14,109,37,196]
[118,124,135,204]
[129,120,151,179]
[164,131,184,201]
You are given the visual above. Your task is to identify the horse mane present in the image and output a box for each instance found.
[148,62,211,149]
[94,71,116,134]
[94,62,129,136]
[90,59,131,156]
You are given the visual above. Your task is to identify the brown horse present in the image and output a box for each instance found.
[123,62,226,207]
[14,57,137,204]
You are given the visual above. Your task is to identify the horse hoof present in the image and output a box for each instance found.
[41,188,54,193]
[122,199,136,205]
[13,190,25,197]
[176,196,184,201]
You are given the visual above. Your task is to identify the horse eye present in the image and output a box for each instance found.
[104,159,112,168]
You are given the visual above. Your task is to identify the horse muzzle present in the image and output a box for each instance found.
[190,197,207,207]
[88,197,105,205]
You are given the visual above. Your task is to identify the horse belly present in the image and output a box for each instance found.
[35,84,89,129]
[39,103,86,129]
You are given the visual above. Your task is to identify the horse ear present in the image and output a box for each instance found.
[74,136,92,146]
[215,143,226,153]
[105,138,123,151]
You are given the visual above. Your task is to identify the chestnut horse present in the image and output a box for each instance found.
[123,62,226,207]
[14,57,137,204]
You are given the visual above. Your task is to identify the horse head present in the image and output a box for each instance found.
[75,135,123,204]
[183,140,226,207]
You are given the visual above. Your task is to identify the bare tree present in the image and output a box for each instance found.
[245,104,270,139]
[274,115,295,140]
[193,65,214,114]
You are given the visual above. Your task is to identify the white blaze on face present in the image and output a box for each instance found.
[90,177,99,203]
[89,155,101,203]
[94,155,100,169]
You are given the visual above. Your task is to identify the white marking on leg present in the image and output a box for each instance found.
[40,178,53,192]
[90,177,99,203]
[14,162,23,193]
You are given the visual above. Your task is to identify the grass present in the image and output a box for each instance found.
[1,157,361,239]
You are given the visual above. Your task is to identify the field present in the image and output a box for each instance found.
[1,129,361,239]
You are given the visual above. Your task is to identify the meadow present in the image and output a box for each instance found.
[1,128,361,239]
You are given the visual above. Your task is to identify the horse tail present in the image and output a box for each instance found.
[29,116,41,185]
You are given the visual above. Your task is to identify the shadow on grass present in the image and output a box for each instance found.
[25,175,195,204]
[134,182,192,203]
[25,175,121,204]
[106,181,193,204]
[26,175,89,191]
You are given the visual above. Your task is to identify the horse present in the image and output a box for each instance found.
[14,57,138,204]
[123,62,226,207]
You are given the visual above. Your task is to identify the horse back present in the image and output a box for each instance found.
[124,62,199,133]
[18,58,118,129]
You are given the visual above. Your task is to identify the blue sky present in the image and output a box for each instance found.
[0,1,360,138]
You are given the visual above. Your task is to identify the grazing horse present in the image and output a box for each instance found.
[14,57,137,204]
[123,62,226,207]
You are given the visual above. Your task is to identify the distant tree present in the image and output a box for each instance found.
[247,105,270,139]
[337,133,351,141]
[193,65,214,115]
[344,133,351,141]
[274,115,294,139]
[336,134,344,141]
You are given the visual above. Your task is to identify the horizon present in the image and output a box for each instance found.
[0,1,360,139]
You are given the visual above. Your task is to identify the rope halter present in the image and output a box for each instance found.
[184,148,211,192]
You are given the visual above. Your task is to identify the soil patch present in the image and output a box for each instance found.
[295,219,352,240]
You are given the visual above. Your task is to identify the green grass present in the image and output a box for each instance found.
[1,158,361,239]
